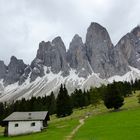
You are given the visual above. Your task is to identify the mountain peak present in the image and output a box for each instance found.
[72,34,82,42]
[4,56,27,85]
[52,36,63,44]
[0,60,6,79]
[52,36,66,51]
[89,22,106,31]
[131,25,140,38]
[69,34,83,49]
[10,56,17,61]
[86,22,111,46]
[67,34,92,77]
[73,34,81,39]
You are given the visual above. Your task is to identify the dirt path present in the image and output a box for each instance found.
[66,117,86,140]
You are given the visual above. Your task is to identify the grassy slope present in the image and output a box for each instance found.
[0,92,140,140]
[73,92,140,140]
[73,108,140,140]
[0,119,79,140]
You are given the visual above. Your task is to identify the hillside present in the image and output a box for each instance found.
[73,108,140,140]
[0,91,140,140]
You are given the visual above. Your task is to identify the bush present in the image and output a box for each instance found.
[103,84,124,110]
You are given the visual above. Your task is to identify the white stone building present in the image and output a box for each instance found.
[2,111,50,136]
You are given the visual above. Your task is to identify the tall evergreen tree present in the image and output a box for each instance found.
[83,90,90,107]
[56,84,73,117]
[90,88,101,107]
[103,84,124,110]
[0,102,4,121]
[71,89,85,108]
[48,92,56,115]
[114,81,132,97]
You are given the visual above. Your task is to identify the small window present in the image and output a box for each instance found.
[15,123,18,127]
[31,122,35,127]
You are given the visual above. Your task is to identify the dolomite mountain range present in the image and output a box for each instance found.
[0,22,140,102]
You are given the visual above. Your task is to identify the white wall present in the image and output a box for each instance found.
[8,121,43,136]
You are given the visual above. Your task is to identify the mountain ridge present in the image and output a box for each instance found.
[0,22,140,102]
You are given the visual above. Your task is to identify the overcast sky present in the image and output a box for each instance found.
[0,0,140,64]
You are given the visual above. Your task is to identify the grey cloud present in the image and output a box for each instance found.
[104,0,140,44]
[0,0,140,64]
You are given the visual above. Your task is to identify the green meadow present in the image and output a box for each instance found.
[0,92,140,140]
[73,108,140,140]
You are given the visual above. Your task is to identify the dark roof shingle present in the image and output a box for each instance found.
[3,111,48,121]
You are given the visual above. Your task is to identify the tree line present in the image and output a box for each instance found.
[1,79,140,121]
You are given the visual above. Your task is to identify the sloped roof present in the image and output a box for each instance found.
[3,111,49,121]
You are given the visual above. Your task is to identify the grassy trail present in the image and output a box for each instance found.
[66,118,86,140]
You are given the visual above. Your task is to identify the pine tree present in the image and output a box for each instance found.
[48,92,56,115]
[71,89,85,108]
[83,90,90,107]
[0,102,4,121]
[90,88,101,107]
[103,84,124,110]
[56,84,73,117]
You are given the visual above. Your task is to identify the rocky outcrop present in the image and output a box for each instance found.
[116,26,140,70]
[4,56,27,85]
[30,58,44,82]
[67,34,92,77]
[51,37,69,76]
[19,65,31,85]
[113,46,130,76]
[85,22,117,78]
[0,60,7,79]
[29,37,70,82]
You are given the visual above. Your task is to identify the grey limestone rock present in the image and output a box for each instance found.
[35,36,69,78]
[0,60,7,80]
[67,34,92,78]
[4,56,27,85]
[116,26,140,70]
[85,22,116,78]
[30,58,45,82]
[19,65,31,85]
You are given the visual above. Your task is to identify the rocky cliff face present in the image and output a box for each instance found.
[113,45,130,76]
[1,22,140,102]
[4,56,27,86]
[85,22,117,78]
[0,60,6,79]
[116,26,140,70]
[67,34,92,78]
[85,22,130,78]
[32,36,69,81]
[19,65,31,85]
